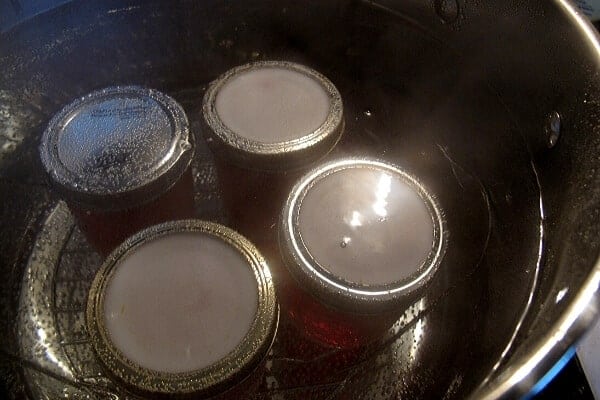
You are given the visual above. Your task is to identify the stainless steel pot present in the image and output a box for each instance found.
[0,1,599,399]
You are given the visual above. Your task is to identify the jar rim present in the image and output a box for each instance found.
[39,86,194,211]
[86,219,278,396]
[279,158,446,314]
[202,61,344,172]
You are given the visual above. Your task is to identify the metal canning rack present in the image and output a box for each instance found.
[15,155,433,399]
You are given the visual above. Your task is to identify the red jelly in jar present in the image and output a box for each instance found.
[279,158,446,349]
[39,86,195,255]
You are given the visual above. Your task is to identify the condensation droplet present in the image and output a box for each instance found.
[546,111,561,148]
[434,0,459,23]
[179,140,192,151]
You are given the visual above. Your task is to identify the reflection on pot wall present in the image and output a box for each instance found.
[575,0,600,21]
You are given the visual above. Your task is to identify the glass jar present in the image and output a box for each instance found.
[202,61,344,250]
[86,220,278,398]
[39,86,195,255]
[279,158,446,348]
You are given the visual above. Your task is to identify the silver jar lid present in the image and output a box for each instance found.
[279,158,446,315]
[202,61,344,171]
[39,86,194,211]
[87,219,278,397]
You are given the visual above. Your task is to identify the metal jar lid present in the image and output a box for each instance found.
[279,158,446,315]
[86,219,278,397]
[39,86,194,211]
[202,61,344,172]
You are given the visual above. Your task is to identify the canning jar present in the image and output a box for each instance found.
[86,220,278,398]
[39,86,195,255]
[279,158,445,348]
[202,61,344,249]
